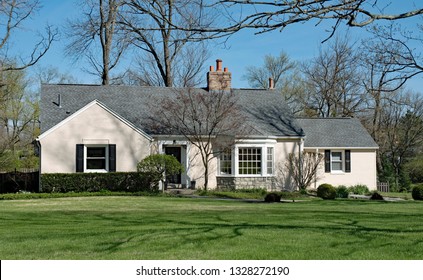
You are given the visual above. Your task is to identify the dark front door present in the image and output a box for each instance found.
[165,146,182,184]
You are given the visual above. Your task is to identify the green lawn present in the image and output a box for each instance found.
[1,196,423,259]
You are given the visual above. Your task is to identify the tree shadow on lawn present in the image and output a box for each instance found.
[91,210,423,259]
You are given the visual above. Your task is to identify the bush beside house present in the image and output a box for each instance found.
[317,184,336,200]
[41,172,156,193]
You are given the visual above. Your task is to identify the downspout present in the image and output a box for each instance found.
[314,148,319,190]
[35,140,42,192]
[298,138,303,191]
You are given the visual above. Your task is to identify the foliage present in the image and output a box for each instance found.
[317,184,336,200]
[411,185,423,200]
[41,172,157,193]
[264,192,281,202]
[370,192,384,201]
[348,184,370,195]
[0,191,166,200]
[404,157,423,183]
[336,185,350,198]
[137,154,184,190]
[0,68,39,171]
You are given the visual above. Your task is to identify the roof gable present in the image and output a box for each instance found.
[37,99,153,141]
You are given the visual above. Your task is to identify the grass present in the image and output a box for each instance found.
[1,196,423,260]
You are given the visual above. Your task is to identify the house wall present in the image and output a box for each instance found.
[39,103,151,173]
[306,149,378,190]
[186,142,218,189]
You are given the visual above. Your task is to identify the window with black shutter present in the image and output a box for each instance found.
[324,150,331,173]
[76,144,116,172]
[76,144,84,172]
[345,150,351,173]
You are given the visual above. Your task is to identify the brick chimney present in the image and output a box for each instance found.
[207,59,231,91]
[269,77,274,90]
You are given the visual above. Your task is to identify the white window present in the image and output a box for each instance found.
[331,151,343,172]
[218,142,275,176]
[219,150,232,175]
[267,147,274,175]
[238,147,262,175]
[85,145,108,172]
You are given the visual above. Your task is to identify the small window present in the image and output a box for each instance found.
[219,150,232,175]
[267,147,274,175]
[331,151,343,171]
[86,146,107,171]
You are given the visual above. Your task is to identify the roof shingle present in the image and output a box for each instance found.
[40,84,304,138]
[296,118,378,148]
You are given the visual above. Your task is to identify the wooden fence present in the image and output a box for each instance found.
[377,182,390,193]
[0,169,39,193]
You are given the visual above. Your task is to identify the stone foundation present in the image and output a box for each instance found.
[216,176,276,190]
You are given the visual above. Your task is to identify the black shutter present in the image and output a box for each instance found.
[345,150,351,173]
[109,144,116,172]
[324,150,331,173]
[76,144,84,172]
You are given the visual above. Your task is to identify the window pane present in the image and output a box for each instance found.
[86,147,106,170]
[87,159,106,169]
[219,150,232,175]
[332,162,342,171]
[267,147,273,175]
[332,152,342,161]
[87,147,106,157]
[238,147,261,175]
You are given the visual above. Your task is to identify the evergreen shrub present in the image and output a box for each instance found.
[317,184,336,200]
[412,185,423,200]
[41,172,157,193]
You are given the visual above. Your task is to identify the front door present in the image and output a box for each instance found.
[165,146,182,184]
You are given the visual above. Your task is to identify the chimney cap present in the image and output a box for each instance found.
[216,59,223,71]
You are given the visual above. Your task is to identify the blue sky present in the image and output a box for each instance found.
[9,1,423,92]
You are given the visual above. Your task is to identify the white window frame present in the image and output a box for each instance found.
[238,147,262,175]
[217,140,275,177]
[267,147,274,175]
[219,149,233,175]
[84,145,109,173]
[330,150,344,173]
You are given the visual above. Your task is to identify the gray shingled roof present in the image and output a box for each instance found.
[296,118,378,148]
[40,84,304,138]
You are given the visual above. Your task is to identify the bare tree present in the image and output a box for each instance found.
[175,1,423,40]
[149,87,246,190]
[122,42,210,87]
[277,151,324,191]
[301,36,366,117]
[34,65,78,85]
[0,0,57,78]
[357,24,423,174]
[378,90,423,188]
[243,51,295,89]
[65,0,128,85]
[119,0,214,87]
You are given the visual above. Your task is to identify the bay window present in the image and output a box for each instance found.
[218,143,275,176]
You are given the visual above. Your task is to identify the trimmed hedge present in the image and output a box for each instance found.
[41,172,158,193]
[412,185,423,200]
[317,184,336,200]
